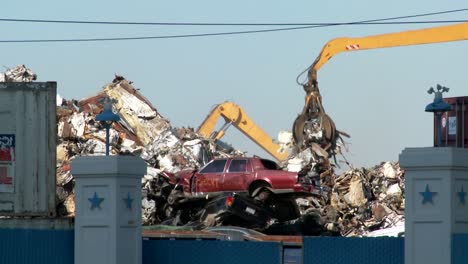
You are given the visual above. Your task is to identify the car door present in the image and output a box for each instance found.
[194,159,227,193]
[222,159,250,191]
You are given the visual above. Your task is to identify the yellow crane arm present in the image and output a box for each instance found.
[197,101,289,161]
[294,22,468,151]
[197,104,223,139]
[306,22,468,89]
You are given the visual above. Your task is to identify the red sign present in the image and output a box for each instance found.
[0,167,12,184]
[0,135,15,192]
[0,134,15,162]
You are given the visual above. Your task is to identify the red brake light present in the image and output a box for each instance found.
[225,196,233,207]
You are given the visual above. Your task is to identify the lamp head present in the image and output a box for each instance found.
[425,84,451,113]
[96,97,120,123]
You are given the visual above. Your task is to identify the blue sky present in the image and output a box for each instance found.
[2,1,467,169]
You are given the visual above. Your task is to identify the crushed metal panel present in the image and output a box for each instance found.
[0,82,56,216]
[78,92,143,145]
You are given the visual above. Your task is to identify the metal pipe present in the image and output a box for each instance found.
[445,112,448,146]
[105,125,110,156]
[455,103,458,147]
[462,101,465,148]
[436,113,442,147]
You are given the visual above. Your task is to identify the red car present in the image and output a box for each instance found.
[173,157,315,196]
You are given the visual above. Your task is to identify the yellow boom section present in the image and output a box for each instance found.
[197,101,288,161]
[306,22,468,88]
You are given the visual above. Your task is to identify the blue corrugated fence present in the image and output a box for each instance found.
[0,229,74,264]
[143,239,282,264]
[14,228,468,264]
[452,234,468,264]
[303,237,404,264]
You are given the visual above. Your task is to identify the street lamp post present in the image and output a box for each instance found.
[425,84,452,147]
[96,97,120,155]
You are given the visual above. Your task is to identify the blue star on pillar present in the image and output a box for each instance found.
[88,192,104,210]
[123,192,133,209]
[420,184,437,205]
[458,185,466,205]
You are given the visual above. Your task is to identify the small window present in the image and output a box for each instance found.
[228,160,247,173]
[259,159,279,170]
[199,159,227,173]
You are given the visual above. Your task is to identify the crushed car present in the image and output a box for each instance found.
[175,157,320,195]
[148,156,329,230]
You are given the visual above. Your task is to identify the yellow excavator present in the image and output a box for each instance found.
[293,22,468,154]
[196,101,289,161]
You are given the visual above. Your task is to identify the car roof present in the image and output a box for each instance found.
[203,226,266,241]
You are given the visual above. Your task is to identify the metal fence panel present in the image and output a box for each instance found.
[303,237,404,264]
[0,228,74,264]
[284,246,302,264]
[453,234,468,264]
[143,239,282,264]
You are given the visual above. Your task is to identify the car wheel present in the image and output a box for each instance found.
[255,190,271,202]
[249,182,272,203]
[249,182,271,196]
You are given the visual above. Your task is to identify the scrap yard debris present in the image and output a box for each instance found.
[0,65,37,82]
[56,76,243,220]
[55,76,405,237]
[308,161,404,237]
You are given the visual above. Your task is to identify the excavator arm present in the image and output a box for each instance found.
[197,102,289,161]
[294,22,468,152]
[305,22,468,90]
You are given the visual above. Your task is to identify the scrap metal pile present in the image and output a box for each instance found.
[55,76,405,236]
[297,161,405,237]
[56,76,244,221]
[0,65,37,82]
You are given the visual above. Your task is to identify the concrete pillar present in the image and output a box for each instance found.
[71,156,147,264]
[400,147,468,264]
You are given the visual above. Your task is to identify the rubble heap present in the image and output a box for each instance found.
[56,76,405,236]
[0,65,37,82]
[314,162,405,236]
[56,76,243,221]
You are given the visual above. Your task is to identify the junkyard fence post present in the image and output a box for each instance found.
[72,155,147,264]
[400,147,468,264]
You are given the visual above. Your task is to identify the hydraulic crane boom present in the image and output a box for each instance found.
[305,22,468,90]
[294,22,468,152]
[197,101,289,161]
